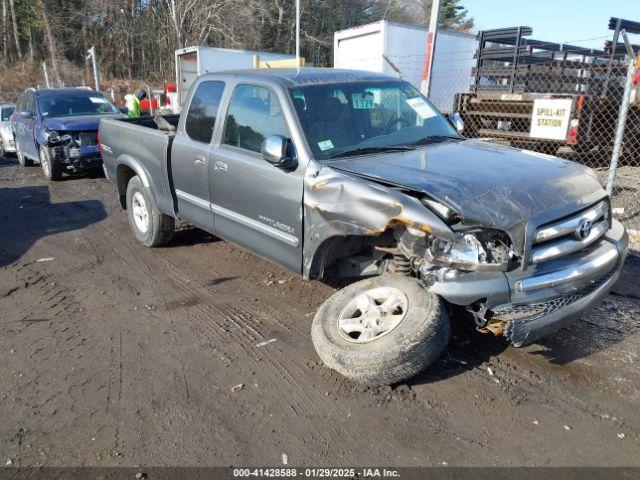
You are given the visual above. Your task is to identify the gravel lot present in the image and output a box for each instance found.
[1,155,640,468]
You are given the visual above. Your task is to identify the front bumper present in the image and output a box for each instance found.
[429,219,629,346]
[50,144,102,171]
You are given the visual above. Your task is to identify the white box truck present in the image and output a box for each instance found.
[175,46,297,112]
[333,21,477,113]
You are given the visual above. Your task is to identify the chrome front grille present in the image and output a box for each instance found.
[530,200,609,264]
[492,268,614,323]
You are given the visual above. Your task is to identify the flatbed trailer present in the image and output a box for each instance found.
[454,18,640,156]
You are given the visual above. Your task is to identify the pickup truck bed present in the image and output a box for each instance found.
[100,114,180,216]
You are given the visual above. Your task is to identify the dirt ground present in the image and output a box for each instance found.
[1,155,640,468]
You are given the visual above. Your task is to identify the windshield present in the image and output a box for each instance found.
[289,80,460,159]
[1,106,14,121]
[38,94,119,118]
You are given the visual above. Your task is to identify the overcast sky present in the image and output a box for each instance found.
[463,0,639,49]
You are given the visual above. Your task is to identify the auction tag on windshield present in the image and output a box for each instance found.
[318,139,334,151]
[406,97,437,119]
[89,97,108,104]
[352,92,375,109]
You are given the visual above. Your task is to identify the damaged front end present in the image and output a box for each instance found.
[40,130,102,171]
[303,165,627,347]
[303,165,517,286]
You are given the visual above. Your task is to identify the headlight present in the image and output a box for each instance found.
[431,234,487,265]
[428,230,512,271]
[2,124,12,134]
[43,130,60,142]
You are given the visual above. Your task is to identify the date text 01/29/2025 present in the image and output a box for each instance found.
[232,468,400,478]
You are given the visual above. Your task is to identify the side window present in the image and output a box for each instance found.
[184,81,225,143]
[223,85,290,153]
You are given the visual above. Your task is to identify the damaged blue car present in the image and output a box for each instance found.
[11,87,123,180]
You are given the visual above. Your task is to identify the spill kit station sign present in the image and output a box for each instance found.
[529,98,573,141]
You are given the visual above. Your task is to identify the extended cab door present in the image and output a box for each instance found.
[209,84,304,273]
[170,80,225,231]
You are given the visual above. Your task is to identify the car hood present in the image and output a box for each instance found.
[326,139,606,251]
[41,114,120,132]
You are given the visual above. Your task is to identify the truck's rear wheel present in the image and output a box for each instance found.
[39,146,63,181]
[311,275,450,386]
[126,175,175,247]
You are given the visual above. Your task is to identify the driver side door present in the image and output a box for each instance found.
[209,83,304,273]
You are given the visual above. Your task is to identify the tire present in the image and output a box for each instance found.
[16,141,31,166]
[312,275,450,386]
[39,146,63,181]
[126,175,175,247]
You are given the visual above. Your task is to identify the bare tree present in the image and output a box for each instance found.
[2,0,8,61]
[8,0,21,58]
[38,0,60,85]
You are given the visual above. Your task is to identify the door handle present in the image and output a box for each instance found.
[194,154,206,167]
[214,160,228,173]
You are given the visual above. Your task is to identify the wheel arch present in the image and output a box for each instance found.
[115,156,152,209]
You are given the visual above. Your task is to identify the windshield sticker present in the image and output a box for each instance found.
[89,97,108,104]
[352,92,375,110]
[318,139,334,151]
[406,97,437,119]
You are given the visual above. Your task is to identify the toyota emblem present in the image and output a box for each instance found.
[576,220,592,240]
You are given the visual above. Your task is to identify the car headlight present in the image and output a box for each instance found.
[428,230,513,271]
[2,124,11,134]
[43,130,60,142]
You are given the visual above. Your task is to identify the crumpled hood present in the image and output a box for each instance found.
[327,139,606,251]
[41,114,120,132]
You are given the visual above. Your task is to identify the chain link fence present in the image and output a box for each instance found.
[427,48,640,252]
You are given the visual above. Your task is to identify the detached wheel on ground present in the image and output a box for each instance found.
[126,175,175,247]
[39,146,63,181]
[16,141,32,166]
[312,275,450,386]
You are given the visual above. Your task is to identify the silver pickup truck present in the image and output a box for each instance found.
[99,68,629,386]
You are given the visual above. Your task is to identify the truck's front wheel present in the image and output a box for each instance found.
[311,275,450,386]
[126,175,175,247]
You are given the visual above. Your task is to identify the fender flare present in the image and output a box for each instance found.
[114,155,154,208]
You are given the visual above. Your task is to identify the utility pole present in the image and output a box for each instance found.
[42,62,50,88]
[86,46,99,90]
[420,0,441,97]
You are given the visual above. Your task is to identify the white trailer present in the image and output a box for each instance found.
[333,21,477,113]
[175,46,296,112]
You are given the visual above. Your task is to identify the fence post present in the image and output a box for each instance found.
[606,33,637,196]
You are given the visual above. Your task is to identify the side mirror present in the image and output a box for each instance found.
[447,113,465,134]
[19,111,33,119]
[119,106,129,114]
[261,135,296,169]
